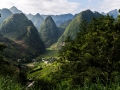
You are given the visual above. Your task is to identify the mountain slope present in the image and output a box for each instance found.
[39,16,59,47]
[52,10,102,49]
[57,19,72,38]
[0,34,33,61]
[0,13,46,57]
[0,8,12,25]
[59,19,72,29]
[31,13,44,30]
[10,6,23,14]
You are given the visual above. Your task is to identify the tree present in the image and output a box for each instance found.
[59,15,120,84]
[58,20,89,85]
[83,15,120,83]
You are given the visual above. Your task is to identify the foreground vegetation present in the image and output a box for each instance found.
[1,76,120,90]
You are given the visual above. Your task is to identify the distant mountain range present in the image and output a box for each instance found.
[26,13,73,30]
[101,9,119,18]
[0,6,119,62]
[41,14,73,26]
[31,13,44,30]
[26,13,34,20]
[1,6,118,29]
[10,6,23,14]
[25,13,73,30]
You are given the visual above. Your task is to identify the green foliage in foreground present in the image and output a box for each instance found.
[1,76,120,90]
[0,76,25,90]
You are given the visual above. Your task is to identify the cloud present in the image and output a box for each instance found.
[88,0,92,3]
[0,0,80,15]
[100,0,120,13]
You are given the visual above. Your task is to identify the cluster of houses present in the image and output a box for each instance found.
[41,57,56,64]
[17,57,56,65]
[31,57,56,64]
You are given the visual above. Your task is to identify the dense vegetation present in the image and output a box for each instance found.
[0,43,27,89]
[0,13,46,60]
[58,14,120,86]
[0,34,32,61]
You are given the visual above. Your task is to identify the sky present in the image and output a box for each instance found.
[0,0,120,15]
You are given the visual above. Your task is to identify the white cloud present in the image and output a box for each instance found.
[0,0,80,15]
[100,0,120,13]
[88,0,92,3]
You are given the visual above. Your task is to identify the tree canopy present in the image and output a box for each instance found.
[59,14,120,85]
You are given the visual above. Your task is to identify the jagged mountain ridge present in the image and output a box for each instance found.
[10,6,23,14]
[41,14,73,26]
[31,13,44,30]
[26,13,34,20]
